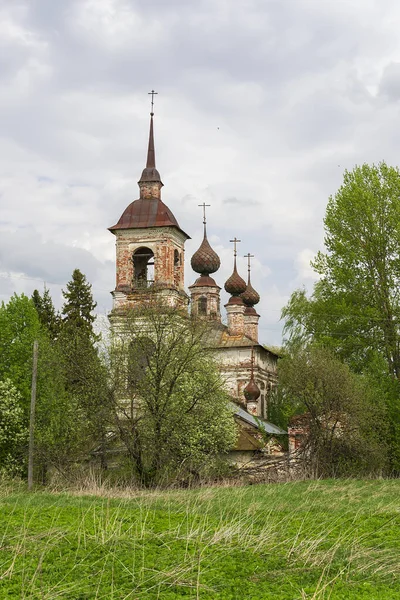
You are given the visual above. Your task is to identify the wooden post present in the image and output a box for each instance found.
[28,340,39,491]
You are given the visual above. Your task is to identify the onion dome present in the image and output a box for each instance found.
[242,280,260,307]
[244,377,261,403]
[224,259,246,296]
[191,233,220,275]
[244,347,260,404]
[241,253,260,307]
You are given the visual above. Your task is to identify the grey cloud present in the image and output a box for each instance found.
[223,197,261,206]
[1,0,400,346]
[0,229,102,284]
[379,62,400,101]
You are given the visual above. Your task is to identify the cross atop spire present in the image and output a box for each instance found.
[198,202,210,236]
[244,252,254,275]
[229,237,241,257]
[148,89,158,116]
[198,202,210,225]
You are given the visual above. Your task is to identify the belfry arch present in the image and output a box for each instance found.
[132,247,154,288]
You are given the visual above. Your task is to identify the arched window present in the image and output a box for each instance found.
[174,249,180,267]
[132,247,154,288]
[127,337,156,390]
[198,297,207,315]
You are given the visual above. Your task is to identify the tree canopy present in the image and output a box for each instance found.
[283,162,400,377]
[271,345,388,476]
[282,162,400,472]
[110,306,237,486]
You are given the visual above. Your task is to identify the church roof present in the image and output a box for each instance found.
[109,111,189,238]
[205,322,280,356]
[233,404,287,435]
[109,197,189,238]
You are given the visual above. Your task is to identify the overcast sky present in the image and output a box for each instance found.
[1,0,400,345]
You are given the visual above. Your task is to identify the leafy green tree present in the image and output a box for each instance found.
[32,288,60,340]
[0,379,28,476]
[281,162,400,472]
[283,162,400,377]
[272,345,388,476]
[0,294,72,478]
[0,294,42,409]
[110,306,237,486]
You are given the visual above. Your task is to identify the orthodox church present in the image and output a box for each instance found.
[108,108,285,455]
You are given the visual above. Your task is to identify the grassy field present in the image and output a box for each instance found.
[0,479,399,599]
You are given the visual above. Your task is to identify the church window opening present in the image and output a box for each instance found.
[198,297,207,315]
[127,337,156,391]
[132,247,154,288]
[174,249,180,267]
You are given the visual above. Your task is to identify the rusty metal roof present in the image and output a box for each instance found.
[189,275,221,289]
[109,198,190,238]
[205,323,279,355]
[233,404,287,435]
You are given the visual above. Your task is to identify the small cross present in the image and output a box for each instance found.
[229,237,241,257]
[198,202,210,225]
[244,252,254,273]
[148,89,158,115]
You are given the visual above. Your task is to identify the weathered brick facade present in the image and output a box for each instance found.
[243,309,260,343]
[214,345,278,419]
[189,276,221,320]
[111,227,188,312]
[225,299,245,336]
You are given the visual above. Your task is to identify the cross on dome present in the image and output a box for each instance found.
[229,237,241,257]
[148,89,158,116]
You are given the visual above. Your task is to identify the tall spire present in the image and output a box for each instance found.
[146,114,156,169]
[139,90,162,186]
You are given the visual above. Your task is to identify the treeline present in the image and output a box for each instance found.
[0,269,108,483]
[270,162,400,477]
[0,271,235,487]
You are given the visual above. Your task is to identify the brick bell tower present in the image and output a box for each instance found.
[109,100,190,320]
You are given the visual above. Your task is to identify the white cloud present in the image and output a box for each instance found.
[2,0,400,346]
[69,0,165,50]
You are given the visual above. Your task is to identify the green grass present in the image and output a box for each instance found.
[0,479,400,599]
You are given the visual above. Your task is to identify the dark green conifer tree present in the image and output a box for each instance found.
[61,269,98,340]
[60,269,110,470]
[32,287,60,341]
